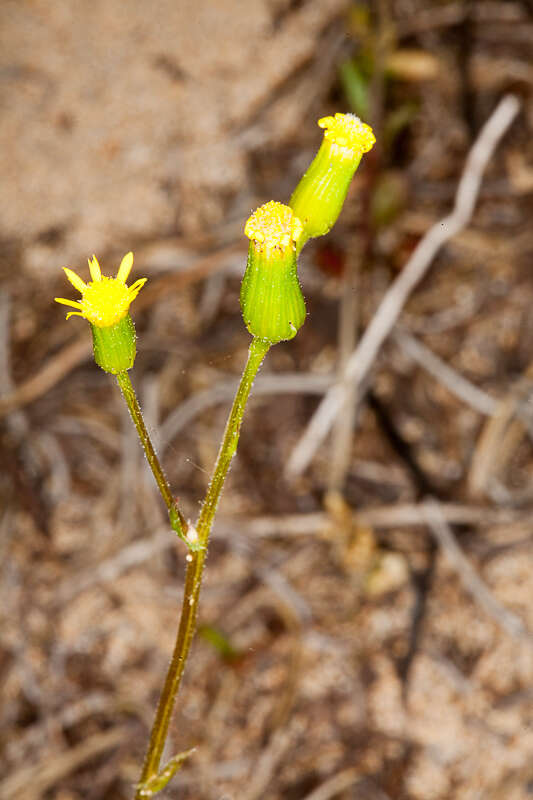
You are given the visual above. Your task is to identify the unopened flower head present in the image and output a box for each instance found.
[290,112,375,247]
[55,252,146,328]
[241,202,306,344]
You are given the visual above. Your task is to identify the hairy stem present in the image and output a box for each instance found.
[135,336,270,795]
[116,370,188,543]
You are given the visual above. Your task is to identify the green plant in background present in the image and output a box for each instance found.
[339,2,443,232]
[55,112,374,798]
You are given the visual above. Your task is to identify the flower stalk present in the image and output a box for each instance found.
[115,370,190,547]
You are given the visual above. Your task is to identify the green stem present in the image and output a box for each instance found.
[135,336,270,796]
[196,336,270,545]
[116,370,188,544]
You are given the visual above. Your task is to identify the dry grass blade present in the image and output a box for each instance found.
[303,771,394,800]
[215,502,526,539]
[0,335,91,419]
[468,370,533,499]
[301,768,362,800]
[0,727,127,800]
[395,328,497,416]
[241,723,301,800]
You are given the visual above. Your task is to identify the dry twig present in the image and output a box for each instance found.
[301,769,393,800]
[395,328,497,416]
[0,727,127,800]
[301,768,360,800]
[217,502,526,538]
[241,722,301,800]
[468,370,533,499]
[422,498,530,642]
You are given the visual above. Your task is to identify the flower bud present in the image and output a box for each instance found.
[290,113,375,249]
[240,201,305,344]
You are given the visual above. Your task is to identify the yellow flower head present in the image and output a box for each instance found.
[244,201,303,258]
[55,252,147,328]
[318,113,376,160]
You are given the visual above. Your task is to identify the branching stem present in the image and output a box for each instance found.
[134,336,270,795]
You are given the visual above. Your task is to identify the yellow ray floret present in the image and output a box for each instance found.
[55,252,147,328]
[244,201,303,256]
[318,113,375,159]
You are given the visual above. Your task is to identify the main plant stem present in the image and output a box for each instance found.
[135,336,270,795]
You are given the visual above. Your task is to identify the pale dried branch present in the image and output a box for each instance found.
[302,770,392,800]
[217,502,526,538]
[0,727,126,800]
[395,329,497,416]
[241,722,301,800]
[468,372,533,499]
[301,768,359,800]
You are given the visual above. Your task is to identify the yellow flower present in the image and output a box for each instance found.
[244,200,303,257]
[317,113,376,161]
[55,252,147,328]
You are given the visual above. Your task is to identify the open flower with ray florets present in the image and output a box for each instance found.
[55,252,147,374]
[55,252,146,328]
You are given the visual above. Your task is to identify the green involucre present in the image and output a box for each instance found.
[91,313,136,374]
[240,242,306,344]
[290,139,363,249]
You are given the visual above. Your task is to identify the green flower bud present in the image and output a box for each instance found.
[290,113,375,250]
[240,201,306,344]
[91,313,137,374]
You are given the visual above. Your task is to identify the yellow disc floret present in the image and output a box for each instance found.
[244,201,303,257]
[318,113,376,160]
[55,252,147,328]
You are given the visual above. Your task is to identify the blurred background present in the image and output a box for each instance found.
[1,1,533,798]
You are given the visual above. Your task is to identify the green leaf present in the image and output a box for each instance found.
[199,624,240,663]
[136,748,196,797]
[383,102,419,151]
[339,59,369,118]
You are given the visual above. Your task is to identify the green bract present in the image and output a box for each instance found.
[91,314,137,374]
